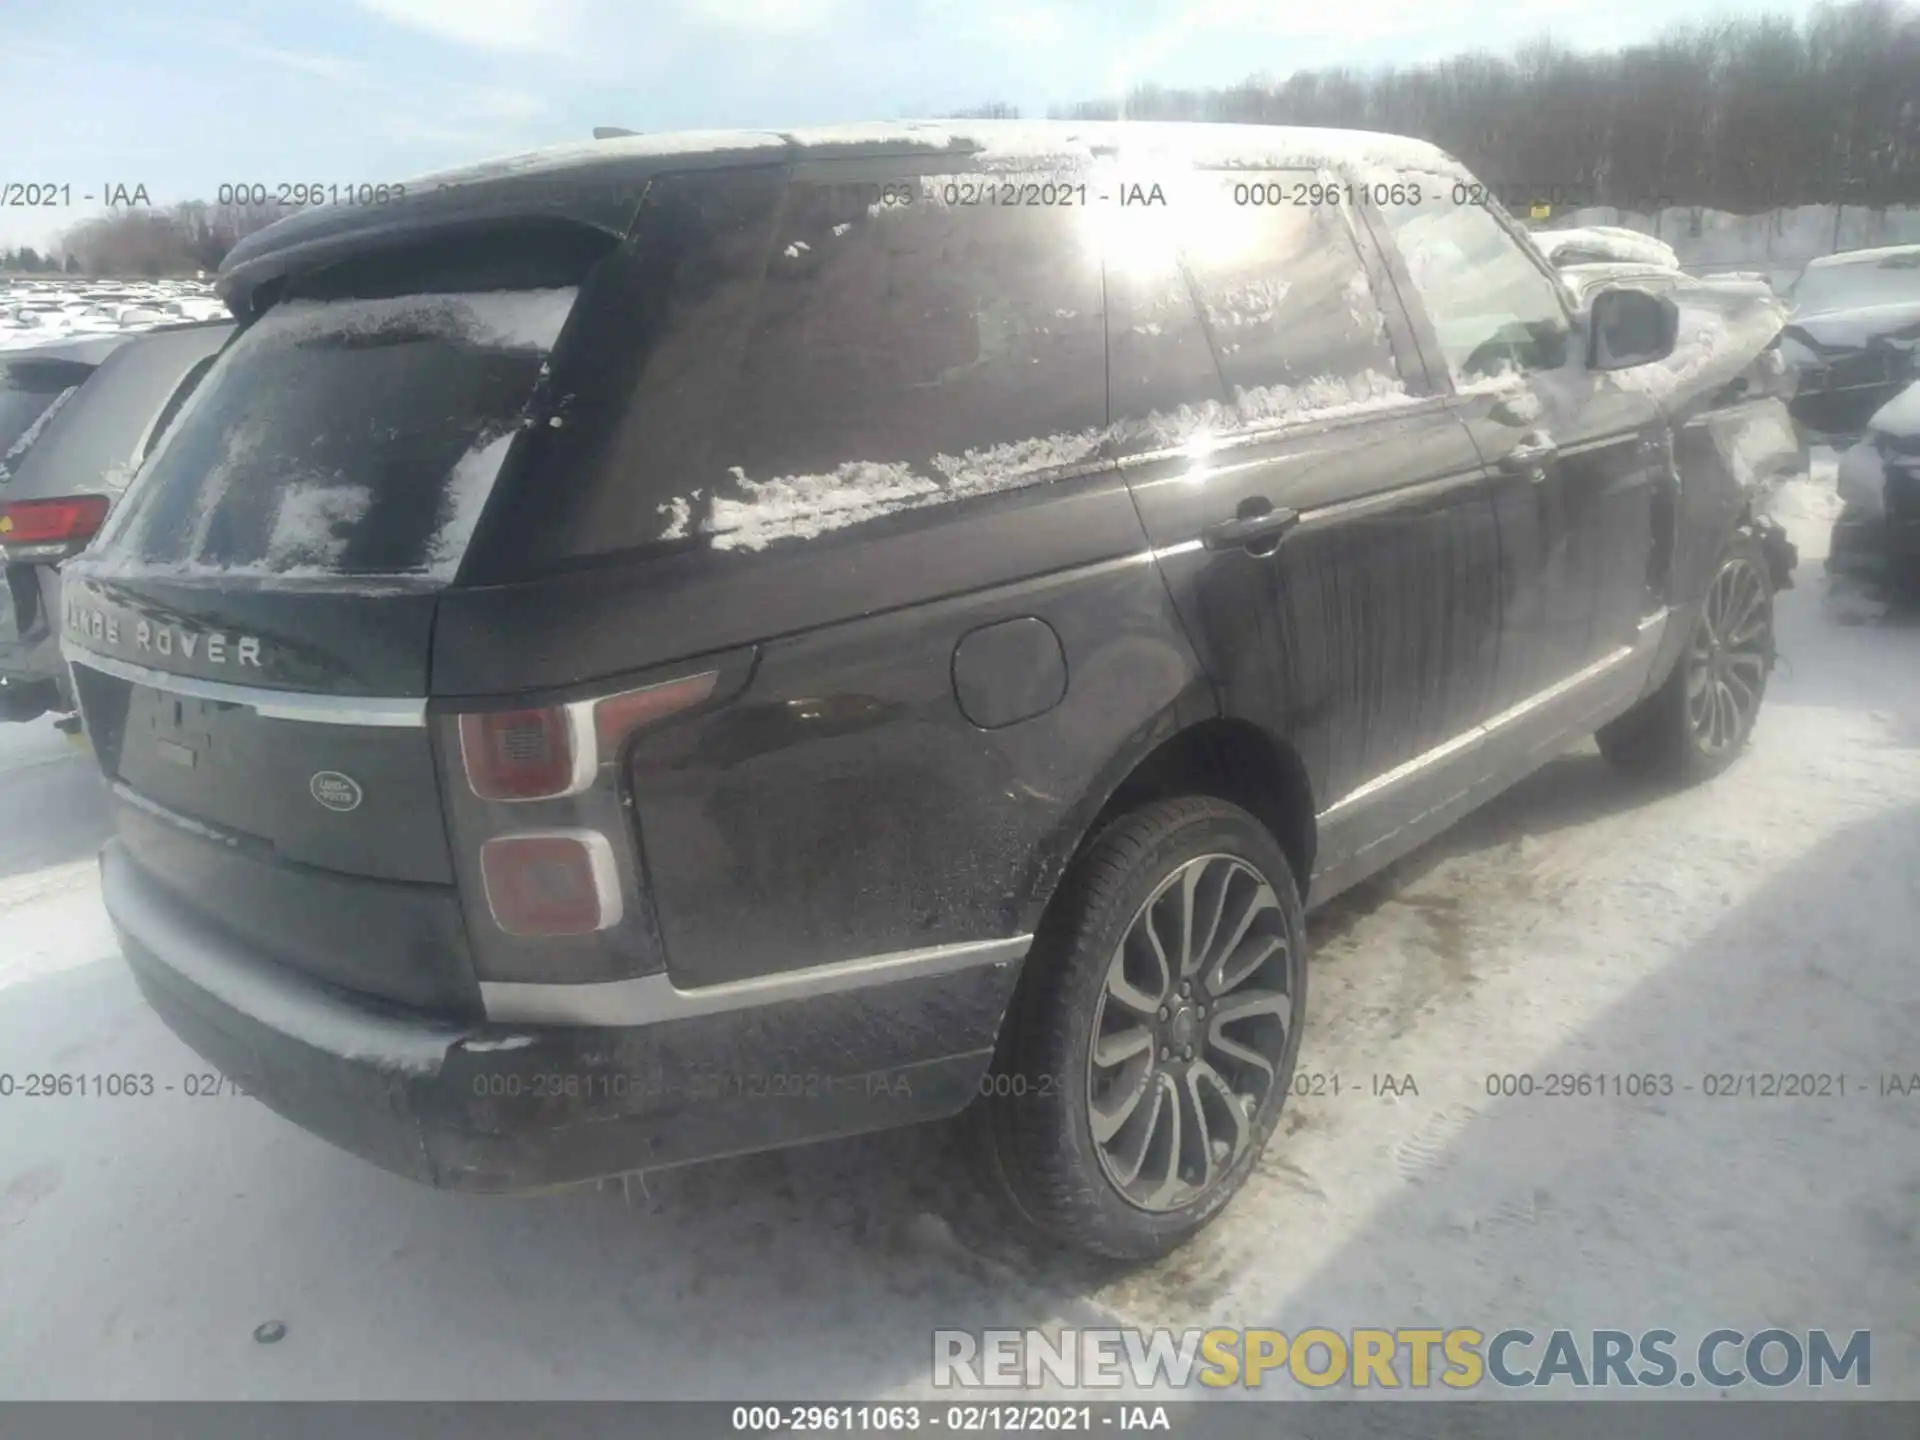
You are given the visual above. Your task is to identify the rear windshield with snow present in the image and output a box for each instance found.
[89,288,575,583]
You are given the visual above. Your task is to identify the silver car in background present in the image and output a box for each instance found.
[0,320,232,723]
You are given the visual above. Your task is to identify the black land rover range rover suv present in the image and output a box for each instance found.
[62,122,1781,1259]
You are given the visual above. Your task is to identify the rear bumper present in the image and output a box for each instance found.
[0,564,66,699]
[105,840,1018,1191]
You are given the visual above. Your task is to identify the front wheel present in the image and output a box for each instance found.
[1598,531,1776,784]
[973,797,1307,1261]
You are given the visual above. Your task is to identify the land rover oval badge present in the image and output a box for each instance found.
[310,771,364,813]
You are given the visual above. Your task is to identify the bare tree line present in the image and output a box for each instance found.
[26,199,290,279]
[1013,0,1920,213]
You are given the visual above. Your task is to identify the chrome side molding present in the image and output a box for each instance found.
[480,934,1031,1026]
[64,648,427,728]
[1318,610,1669,824]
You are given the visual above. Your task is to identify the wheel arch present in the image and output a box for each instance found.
[1014,711,1319,941]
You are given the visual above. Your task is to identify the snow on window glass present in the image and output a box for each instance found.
[264,483,373,571]
[489,163,1437,560]
[1102,169,1410,463]
[1183,172,1407,418]
[706,169,1420,550]
[704,169,1109,548]
[89,288,575,583]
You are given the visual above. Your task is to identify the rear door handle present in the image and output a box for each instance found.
[1500,432,1559,476]
[1202,505,1300,553]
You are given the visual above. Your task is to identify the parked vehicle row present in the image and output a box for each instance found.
[48,120,1801,1258]
[1832,382,1920,593]
[1780,243,1920,445]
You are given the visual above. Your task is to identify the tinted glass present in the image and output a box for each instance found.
[517,165,1111,561]
[704,169,1107,550]
[0,365,90,485]
[91,289,575,583]
[487,166,791,572]
[1105,168,1410,457]
[1376,185,1574,383]
[1105,241,1232,456]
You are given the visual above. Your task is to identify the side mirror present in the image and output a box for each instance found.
[1588,287,1680,370]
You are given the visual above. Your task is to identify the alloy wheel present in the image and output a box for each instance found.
[1086,853,1294,1213]
[1685,555,1770,756]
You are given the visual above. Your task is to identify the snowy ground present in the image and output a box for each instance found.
[0,277,226,351]
[0,459,1916,1400]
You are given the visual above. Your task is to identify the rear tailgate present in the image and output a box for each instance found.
[62,577,446,881]
[63,267,590,1013]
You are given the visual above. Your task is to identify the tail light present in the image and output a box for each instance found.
[454,668,720,947]
[0,494,111,562]
[458,671,718,802]
[459,708,591,801]
[480,831,623,936]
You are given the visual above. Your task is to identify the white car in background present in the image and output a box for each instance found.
[1533,225,1682,271]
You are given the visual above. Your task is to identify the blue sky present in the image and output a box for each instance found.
[2,0,1820,252]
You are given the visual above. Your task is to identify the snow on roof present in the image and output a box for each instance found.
[1802,243,1920,270]
[404,129,793,190]
[406,120,1468,190]
[1558,261,1674,290]
[1533,227,1680,270]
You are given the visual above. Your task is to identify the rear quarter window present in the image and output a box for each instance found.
[90,289,575,584]
[505,163,1109,562]
[711,167,1108,551]
[0,362,92,485]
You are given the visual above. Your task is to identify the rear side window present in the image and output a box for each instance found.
[91,289,575,583]
[1105,168,1411,457]
[1184,173,1405,419]
[520,164,1111,561]
[712,169,1108,546]
[0,361,92,485]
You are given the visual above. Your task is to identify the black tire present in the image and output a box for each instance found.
[1598,530,1775,785]
[0,680,56,725]
[973,796,1307,1261]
